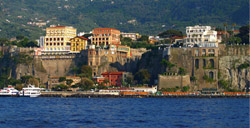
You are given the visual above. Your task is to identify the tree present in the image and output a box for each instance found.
[232,23,236,31]
[138,35,149,42]
[66,79,73,86]
[21,75,33,84]
[135,69,151,85]
[80,65,92,78]
[178,67,186,76]
[228,37,242,44]
[59,77,66,82]
[160,59,175,70]
[27,78,39,87]
[182,86,190,92]
[237,25,249,44]
[78,78,94,90]
[158,29,183,38]
[53,84,68,91]
[72,66,79,76]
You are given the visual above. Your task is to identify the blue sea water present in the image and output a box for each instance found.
[0,97,248,128]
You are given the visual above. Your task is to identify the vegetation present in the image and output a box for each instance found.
[59,77,66,82]
[52,84,68,91]
[160,86,180,92]
[134,69,151,85]
[79,65,92,79]
[160,59,175,70]
[203,75,215,83]
[77,78,94,90]
[158,29,183,38]
[182,86,190,92]
[66,79,73,86]
[238,63,250,70]
[0,0,247,39]
[178,67,186,76]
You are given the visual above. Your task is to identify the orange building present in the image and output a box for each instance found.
[91,28,121,47]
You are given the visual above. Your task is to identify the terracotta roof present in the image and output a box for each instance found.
[70,36,88,40]
[93,28,120,31]
[101,71,125,75]
[217,31,228,34]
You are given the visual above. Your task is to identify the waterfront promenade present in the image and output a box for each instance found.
[41,91,250,98]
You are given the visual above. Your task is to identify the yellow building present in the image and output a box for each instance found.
[44,25,76,55]
[70,36,88,52]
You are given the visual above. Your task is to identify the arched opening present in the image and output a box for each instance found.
[209,71,214,79]
[210,59,214,68]
[202,49,206,56]
[195,49,199,56]
[203,59,206,68]
[195,59,199,69]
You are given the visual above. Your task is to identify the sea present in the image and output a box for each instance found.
[0,97,248,128]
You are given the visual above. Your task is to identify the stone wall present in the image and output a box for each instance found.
[158,75,190,89]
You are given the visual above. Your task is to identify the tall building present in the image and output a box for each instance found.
[70,36,88,53]
[43,25,77,55]
[91,28,120,47]
[185,25,218,47]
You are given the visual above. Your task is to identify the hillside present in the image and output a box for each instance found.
[0,0,248,39]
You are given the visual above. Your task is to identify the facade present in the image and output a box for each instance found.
[39,36,45,47]
[217,31,230,43]
[91,28,121,47]
[43,25,77,55]
[101,72,128,87]
[121,32,140,41]
[185,25,218,47]
[70,36,88,53]
[117,45,131,58]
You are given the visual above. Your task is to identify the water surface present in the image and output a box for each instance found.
[0,98,248,128]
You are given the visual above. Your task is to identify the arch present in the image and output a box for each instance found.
[209,71,214,79]
[195,59,199,69]
[210,59,214,68]
[195,49,199,56]
[203,59,206,68]
[202,49,206,56]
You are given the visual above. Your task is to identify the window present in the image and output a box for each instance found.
[61,43,63,45]
[195,59,199,69]
[210,59,215,68]
[209,72,214,79]
[61,38,64,41]
[203,59,206,68]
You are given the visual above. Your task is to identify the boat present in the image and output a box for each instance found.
[0,85,19,97]
[19,84,42,97]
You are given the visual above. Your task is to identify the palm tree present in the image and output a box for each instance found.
[232,23,236,31]
[223,23,228,32]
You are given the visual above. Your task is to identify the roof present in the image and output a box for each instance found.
[93,28,120,31]
[70,36,88,40]
[217,31,228,34]
[101,71,125,75]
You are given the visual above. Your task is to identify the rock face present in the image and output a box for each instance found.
[219,56,250,89]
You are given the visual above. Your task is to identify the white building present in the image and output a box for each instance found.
[121,32,140,41]
[185,25,218,47]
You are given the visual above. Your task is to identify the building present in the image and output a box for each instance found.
[217,31,230,43]
[48,76,81,89]
[91,28,121,47]
[38,36,45,47]
[70,36,88,53]
[185,25,218,47]
[117,45,131,58]
[101,72,128,87]
[121,32,140,41]
[43,25,77,55]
